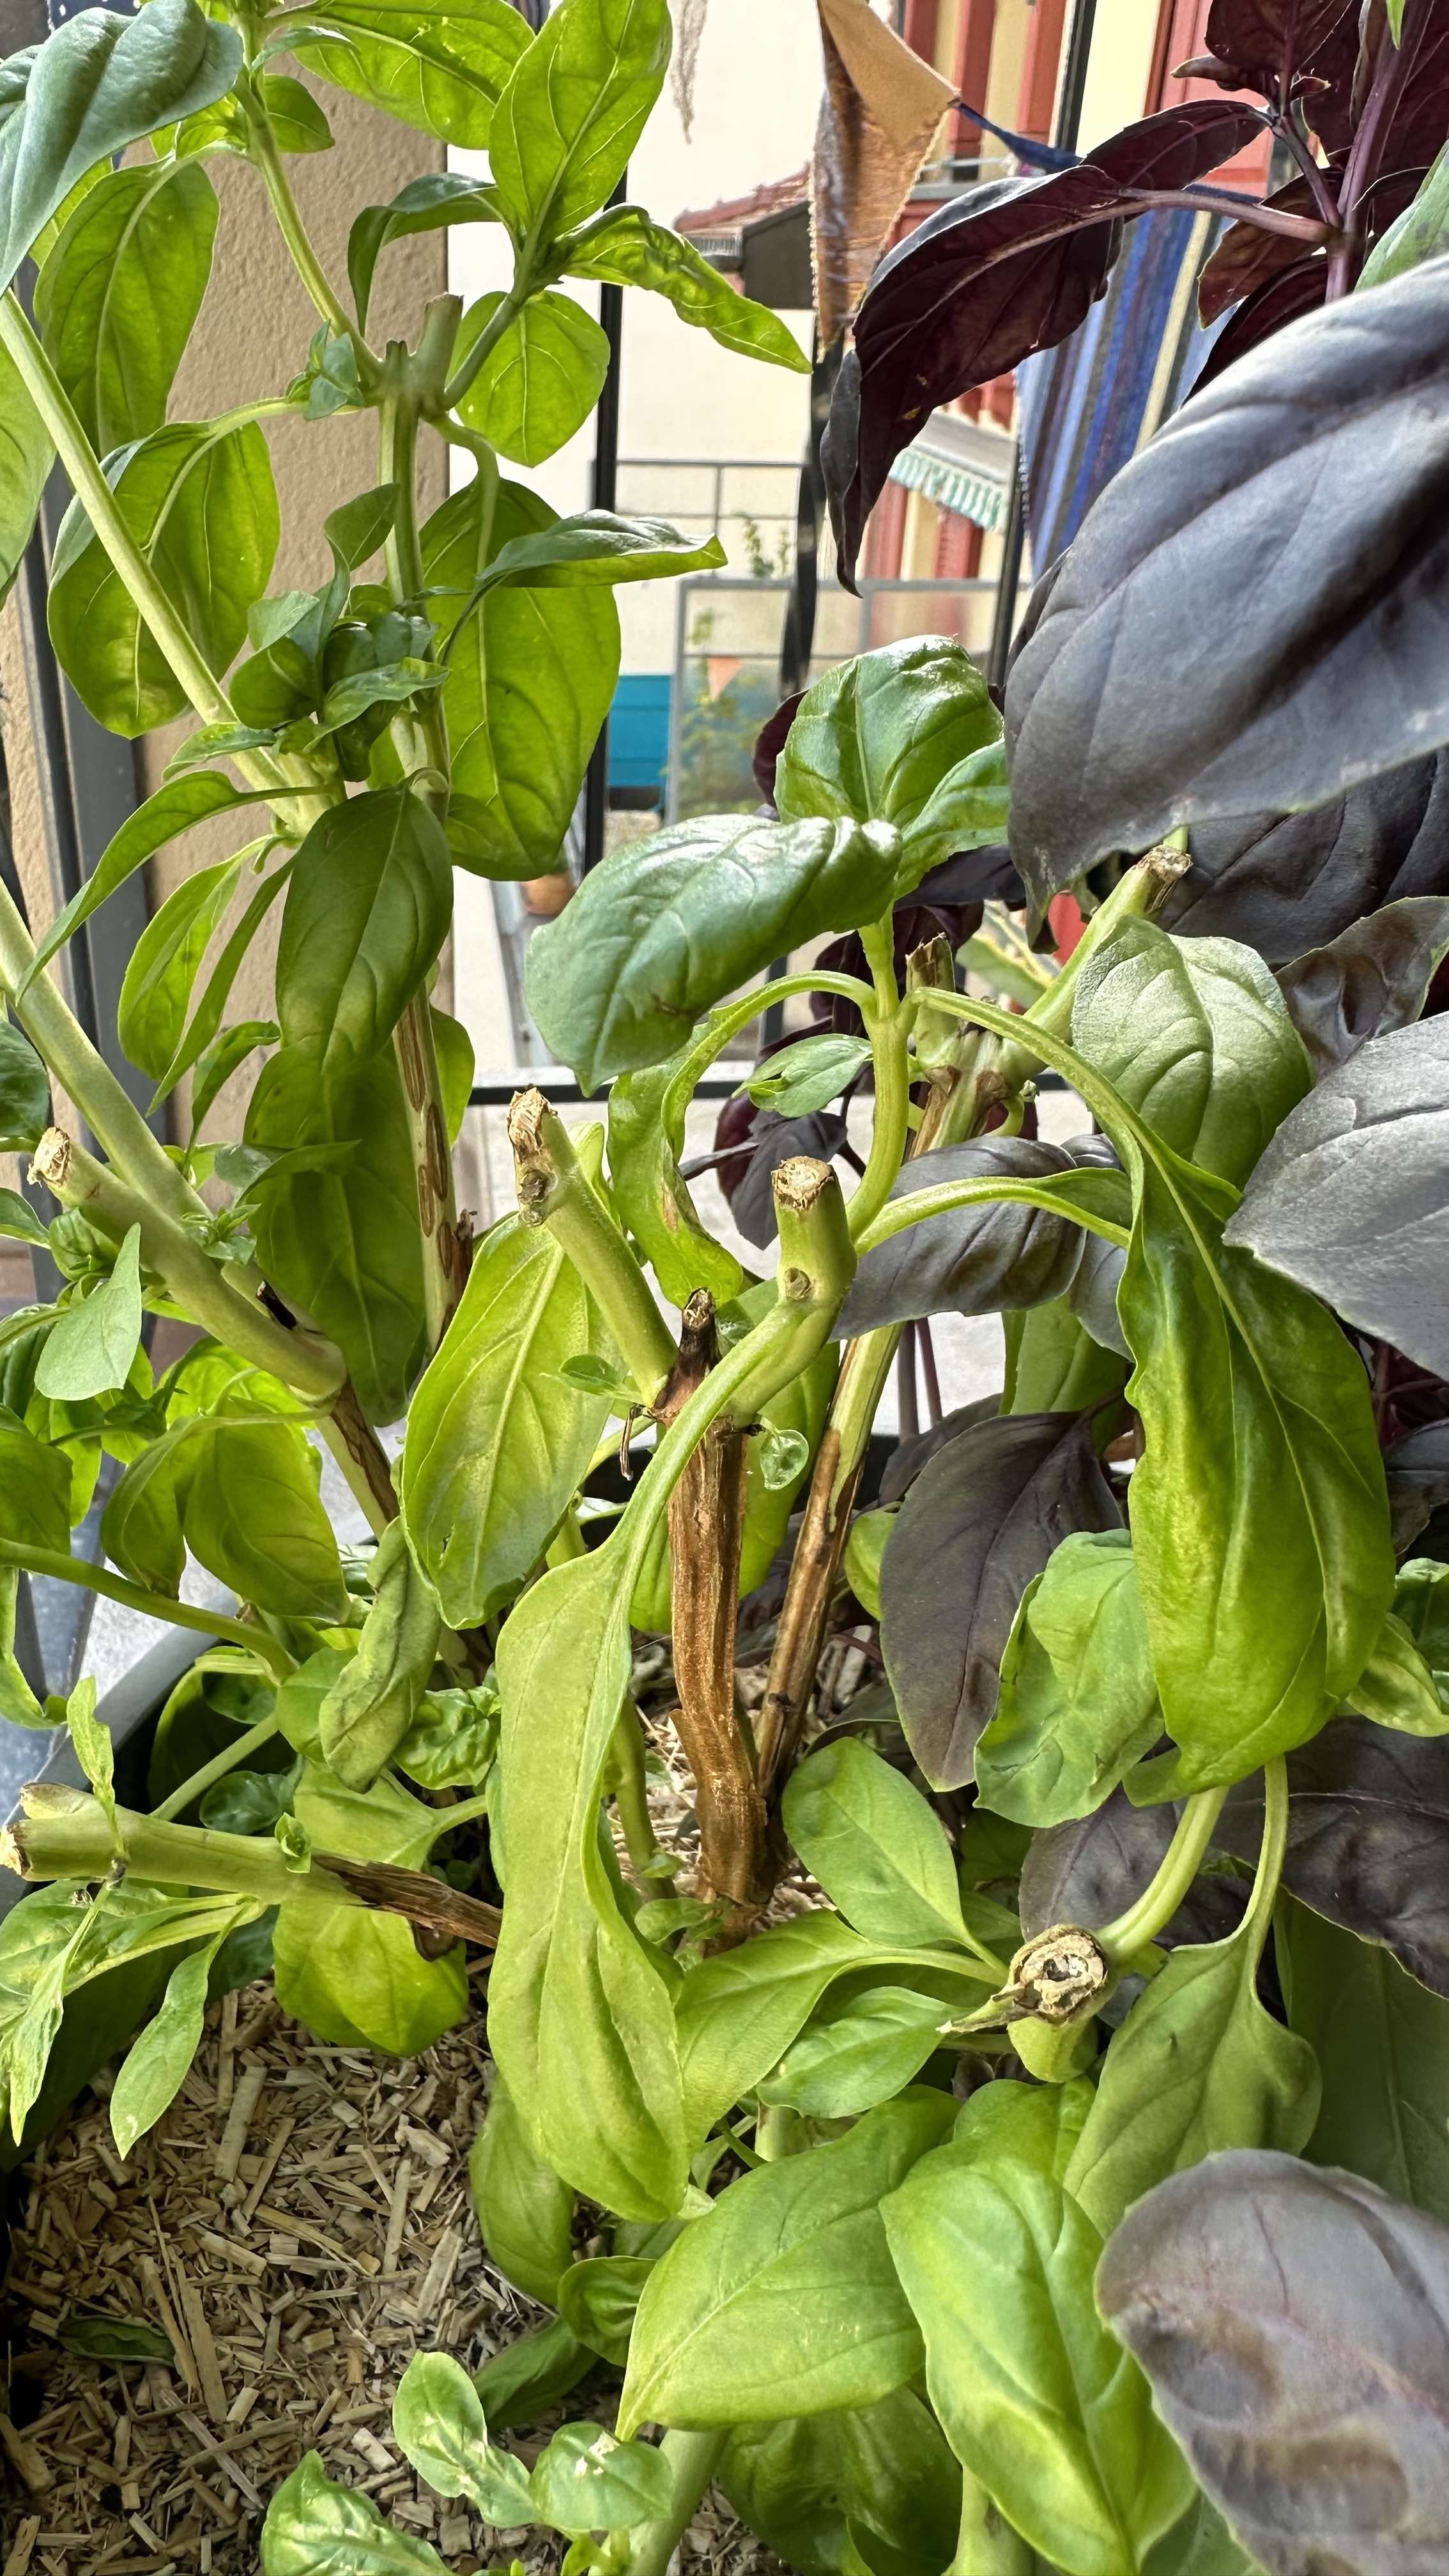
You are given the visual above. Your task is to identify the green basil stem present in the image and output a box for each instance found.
[661,968,878,1131]
[548,1510,675,1890]
[151,1711,283,1823]
[756,845,1188,1798]
[1097,1787,1230,1962]
[239,71,362,352]
[847,912,912,1242]
[617,2429,729,2576]
[379,381,468,1351]
[0,1538,296,1685]
[440,247,544,416]
[510,1087,678,1406]
[855,1171,1130,1260]
[32,1126,345,1404]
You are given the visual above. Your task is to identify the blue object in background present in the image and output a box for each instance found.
[610,674,671,801]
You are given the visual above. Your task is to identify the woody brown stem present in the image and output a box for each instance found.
[397,997,469,1351]
[663,1291,768,1943]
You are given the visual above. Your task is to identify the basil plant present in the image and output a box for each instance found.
[3,0,1449,2570]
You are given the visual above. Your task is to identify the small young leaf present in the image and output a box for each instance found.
[109,1935,221,2156]
[318,1521,441,1790]
[468,2074,576,2306]
[974,1530,1164,1827]
[556,2255,654,2364]
[65,1675,118,1847]
[262,2451,447,2575]
[56,2314,174,2362]
[454,288,610,467]
[758,1986,946,2118]
[35,1227,143,1404]
[742,1032,871,1118]
[565,204,809,372]
[393,2350,536,2524]
[487,0,671,241]
[0,1019,51,1146]
[783,1738,974,1952]
[118,857,243,1082]
[530,2424,672,2535]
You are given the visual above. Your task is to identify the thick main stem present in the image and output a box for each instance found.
[33,1128,344,1404]
[663,1291,766,1940]
[620,2430,728,2576]
[1098,1788,1229,1960]
[757,847,1188,1793]
[510,1088,677,1406]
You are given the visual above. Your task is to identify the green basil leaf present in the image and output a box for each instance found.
[118,852,242,1082]
[530,2423,672,2534]
[1279,1894,1449,2225]
[467,2071,576,2305]
[49,417,279,737]
[56,2314,175,2363]
[608,1049,747,1312]
[272,1766,466,2055]
[419,474,620,878]
[395,1679,498,1792]
[289,0,529,148]
[262,2451,447,2575]
[108,1932,222,2156]
[564,203,810,372]
[978,999,1394,1793]
[0,1018,50,1148]
[401,1202,617,1627]
[528,815,901,1089]
[182,1418,348,1619]
[776,638,1006,887]
[619,2092,954,2434]
[1072,917,1312,1188]
[473,2316,592,2433]
[393,2351,537,2522]
[1360,140,1449,288]
[19,772,263,1000]
[245,1043,426,1425]
[1064,1885,1321,2244]
[782,1737,974,1952]
[274,1644,353,1761]
[556,2254,653,2364]
[757,1985,946,2118]
[450,509,724,627]
[883,2081,1192,2576]
[276,786,452,1071]
[34,1225,142,1403]
[454,288,610,466]
[974,1530,1163,1827]
[0,0,240,295]
[100,1416,198,1596]
[489,1545,687,2221]
[488,0,671,242]
[721,2389,961,2576]
[35,158,217,452]
[1349,1607,1448,1737]
[154,875,288,1118]
[842,1505,892,1621]
[0,1564,45,1728]
[348,172,502,332]
[0,333,50,611]
[742,1032,872,1117]
[318,1520,441,1789]
[201,1764,298,1835]
[675,1909,977,2145]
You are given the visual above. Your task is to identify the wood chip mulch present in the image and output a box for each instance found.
[0,1980,771,2576]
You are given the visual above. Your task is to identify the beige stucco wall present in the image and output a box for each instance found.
[0,72,447,1146]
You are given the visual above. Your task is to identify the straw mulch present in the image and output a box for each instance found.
[0,1982,764,2576]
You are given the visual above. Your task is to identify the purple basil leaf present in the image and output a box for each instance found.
[1159,752,1449,963]
[1006,259,1449,919]
[879,1395,1003,1507]
[753,691,803,809]
[1019,1786,1247,1948]
[1225,1018,1449,1381]
[825,101,1265,587]
[1099,2149,1449,2576]
[1384,1421,1449,1552]
[1219,1719,1449,1996]
[880,1409,1120,1789]
[913,843,1026,908]
[716,1103,848,1250]
[1197,174,1327,323]
[1276,897,1449,1075]
[1188,252,1326,390]
[1204,0,1356,95]
[835,1137,1089,1338]
[1381,2,1449,178]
